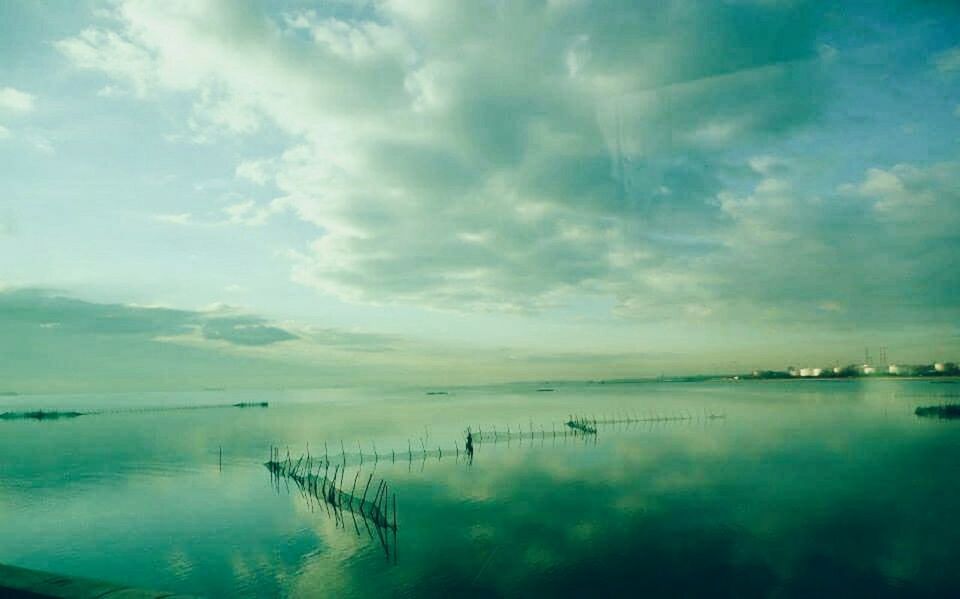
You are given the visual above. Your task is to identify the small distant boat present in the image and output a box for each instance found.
[426,391,449,396]
[233,401,269,408]
[536,388,555,392]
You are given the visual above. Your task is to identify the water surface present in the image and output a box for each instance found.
[2,380,959,597]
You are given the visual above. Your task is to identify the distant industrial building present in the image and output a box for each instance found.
[752,358,958,380]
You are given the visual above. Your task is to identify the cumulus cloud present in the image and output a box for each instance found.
[53,1,957,328]
[705,159,960,324]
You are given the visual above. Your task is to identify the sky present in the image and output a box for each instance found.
[1,0,959,392]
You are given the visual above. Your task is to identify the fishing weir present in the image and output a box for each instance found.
[267,410,727,473]
[266,447,399,560]
[0,401,270,422]
[264,410,725,558]
[470,411,725,445]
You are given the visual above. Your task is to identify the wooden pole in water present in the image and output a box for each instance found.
[380,483,389,517]
[219,446,222,471]
[350,470,360,507]
[360,472,374,509]
[373,479,385,511]
[379,483,387,523]
[371,480,382,509]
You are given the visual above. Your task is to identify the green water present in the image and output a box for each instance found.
[1,380,959,597]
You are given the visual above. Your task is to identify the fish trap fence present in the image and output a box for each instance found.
[266,449,397,532]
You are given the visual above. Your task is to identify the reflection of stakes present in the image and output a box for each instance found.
[266,452,397,532]
[267,450,398,561]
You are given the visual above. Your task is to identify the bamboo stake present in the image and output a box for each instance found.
[350,470,360,508]
[360,472,374,509]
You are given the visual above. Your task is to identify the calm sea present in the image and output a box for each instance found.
[1,380,959,597]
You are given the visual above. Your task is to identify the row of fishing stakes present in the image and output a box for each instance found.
[263,409,725,472]
[266,446,398,533]
[469,410,726,445]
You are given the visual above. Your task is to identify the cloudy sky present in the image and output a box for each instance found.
[1,0,958,391]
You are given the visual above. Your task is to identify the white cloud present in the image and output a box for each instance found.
[0,86,36,141]
[854,163,960,233]
[56,28,157,96]
[235,159,273,185]
[0,87,34,113]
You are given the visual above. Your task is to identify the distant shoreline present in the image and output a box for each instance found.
[1,375,958,398]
